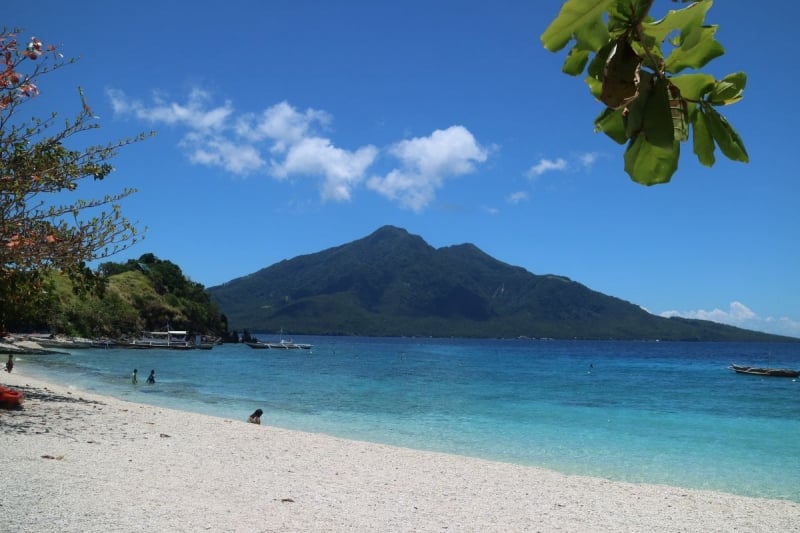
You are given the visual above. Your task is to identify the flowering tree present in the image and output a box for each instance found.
[541,0,747,184]
[0,30,148,331]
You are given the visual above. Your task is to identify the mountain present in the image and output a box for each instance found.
[207,226,793,341]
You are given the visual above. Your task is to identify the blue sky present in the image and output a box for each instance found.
[8,1,799,337]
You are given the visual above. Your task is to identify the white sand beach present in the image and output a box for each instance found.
[2,368,799,532]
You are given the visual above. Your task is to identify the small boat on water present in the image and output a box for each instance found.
[126,330,214,350]
[730,364,800,378]
[246,339,312,350]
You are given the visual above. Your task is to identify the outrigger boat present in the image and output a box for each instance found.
[730,364,800,378]
[245,330,312,350]
[246,339,312,350]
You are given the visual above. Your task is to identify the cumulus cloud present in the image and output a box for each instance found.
[108,89,487,209]
[272,137,378,202]
[527,158,567,178]
[366,126,488,211]
[660,301,800,338]
[526,151,600,179]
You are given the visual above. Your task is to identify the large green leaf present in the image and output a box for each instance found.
[624,133,680,185]
[541,0,613,52]
[703,104,749,162]
[642,0,711,43]
[670,73,715,101]
[642,77,674,148]
[665,25,725,73]
[691,107,716,167]
[623,71,654,139]
[594,108,628,144]
[668,83,689,142]
[709,72,746,105]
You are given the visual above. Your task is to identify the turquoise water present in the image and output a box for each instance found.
[15,338,800,501]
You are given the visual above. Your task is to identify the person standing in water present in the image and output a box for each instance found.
[131,368,138,384]
[5,354,13,373]
[146,369,155,384]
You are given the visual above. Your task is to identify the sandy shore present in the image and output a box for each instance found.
[2,369,799,532]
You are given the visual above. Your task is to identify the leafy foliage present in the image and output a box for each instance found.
[6,253,228,338]
[541,0,747,184]
[0,30,151,331]
[208,226,790,341]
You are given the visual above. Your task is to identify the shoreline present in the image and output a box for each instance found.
[2,369,799,532]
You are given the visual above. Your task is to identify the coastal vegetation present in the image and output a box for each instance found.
[5,253,228,339]
[0,30,149,332]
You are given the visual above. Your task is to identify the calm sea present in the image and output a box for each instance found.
[14,337,800,501]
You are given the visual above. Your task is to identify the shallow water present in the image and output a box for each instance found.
[17,337,800,501]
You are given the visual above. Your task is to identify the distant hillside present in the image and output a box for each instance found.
[207,226,794,341]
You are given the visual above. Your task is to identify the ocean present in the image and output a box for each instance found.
[14,337,800,502]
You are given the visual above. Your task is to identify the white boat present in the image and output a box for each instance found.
[128,330,196,350]
[245,330,312,350]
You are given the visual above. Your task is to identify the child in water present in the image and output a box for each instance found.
[247,409,263,424]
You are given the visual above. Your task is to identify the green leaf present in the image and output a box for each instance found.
[541,0,613,52]
[586,75,603,99]
[562,47,591,76]
[691,107,716,167]
[709,72,746,105]
[642,77,674,148]
[668,86,689,143]
[665,25,725,73]
[594,108,628,144]
[624,133,680,185]
[702,104,749,162]
[670,73,714,101]
[623,71,653,139]
[642,0,711,43]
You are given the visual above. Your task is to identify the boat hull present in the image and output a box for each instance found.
[730,364,800,378]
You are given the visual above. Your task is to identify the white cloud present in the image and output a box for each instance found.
[235,101,331,153]
[579,151,599,168]
[526,157,566,178]
[108,89,379,200]
[271,137,378,202]
[367,126,488,211]
[109,88,232,131]
[525,152,600,179]
[109,89,486,209]
[182,133,265,175]
[506,191,528,204]
[660,301,800,338]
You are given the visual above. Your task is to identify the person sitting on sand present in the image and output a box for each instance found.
[146,369,155,384]
[247,409,263,424]
[5,354,13,373]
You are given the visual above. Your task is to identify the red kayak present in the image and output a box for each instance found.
[0,385,24,407]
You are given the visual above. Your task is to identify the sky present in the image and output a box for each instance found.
[7,1,799,338]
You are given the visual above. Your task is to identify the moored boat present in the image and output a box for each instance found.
[126,330,209,350]
[245,338,312,350]
[730,364,800,378]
